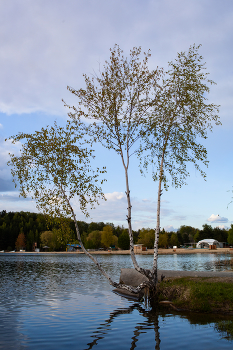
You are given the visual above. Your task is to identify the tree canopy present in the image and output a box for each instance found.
[64,43,221,287]
[15,232,26,250]
[138,44,220,281]
[142,44,220,189]
[7,121,105,219]
[65,44,163,280]
[228,225,233,245]
[118,230,130,250]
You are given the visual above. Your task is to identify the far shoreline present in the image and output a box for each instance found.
[2,247,233,254]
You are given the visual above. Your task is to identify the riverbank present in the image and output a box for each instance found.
[115,268,233,315]
[158,276,233,314]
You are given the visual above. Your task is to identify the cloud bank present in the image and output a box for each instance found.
[207,214,228,223]
[0,0,233,123]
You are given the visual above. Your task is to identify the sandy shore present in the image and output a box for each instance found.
[85,247,233,255]
[3,248,233,254]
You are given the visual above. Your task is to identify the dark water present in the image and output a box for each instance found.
[0,253,232,349]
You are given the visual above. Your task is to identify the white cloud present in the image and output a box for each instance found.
[0,192,37,213]
[207,214,228,223]
[0,124,3,129]
[105,192,125,201]
[0,0,233,123]
[163,225,177,232]
[1,138,21,163]
[0,138,21,185]
[0,137,22,191]
[0,192,30,202]
[216,224,229,230]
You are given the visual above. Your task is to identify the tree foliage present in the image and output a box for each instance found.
[170,233,179,247]
[158,232,169,248]
[143,44,220,188]
[40,231,59,251]
[15,232,26,250]
[86,230,102,249]
[0,211,47,251]
[64,43,221,287]
[178,225,199,243]
[65,44,163,280]
[7,121,105,219]
[66,45,162,153]
[137,228,155,249]
[228,225,233,245]
[51,218,74,249]
[101,225,118,248]
[87,222,105,234]
[139,44,220,280]
[118,230,130,250]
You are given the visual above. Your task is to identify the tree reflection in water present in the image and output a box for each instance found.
[85,302,161,350]
[83,298,233,350]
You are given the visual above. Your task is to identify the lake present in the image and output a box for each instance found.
[0,253,233,349]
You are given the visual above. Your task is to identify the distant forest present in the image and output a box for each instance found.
[0,210,230,251]
[0,210,136,251]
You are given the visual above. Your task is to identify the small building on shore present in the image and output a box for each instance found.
[134,244,147,253]
[67,244,82,252]
[196,239,220,249]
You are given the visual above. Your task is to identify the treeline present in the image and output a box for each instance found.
[137,224,231,249]
[0,211,138,251]
[0,211,232,251]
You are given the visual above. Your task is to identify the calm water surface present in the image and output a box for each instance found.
[0,253,233,349]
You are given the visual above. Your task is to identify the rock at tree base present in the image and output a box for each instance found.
[119,268,149,286]
[113,268,149,300]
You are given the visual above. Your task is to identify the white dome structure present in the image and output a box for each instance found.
[196,239,220,248]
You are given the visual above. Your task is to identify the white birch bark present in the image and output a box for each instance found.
[119,139,152,279]
[59,185,150,294]
[152,131,170,284]
[152,149,165,283]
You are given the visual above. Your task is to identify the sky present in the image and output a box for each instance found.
[1,0,233,231]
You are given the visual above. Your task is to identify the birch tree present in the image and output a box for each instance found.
[64,44,220,296]
[140,44,220,283]
[65,45,162,281]
[7,121,149,294]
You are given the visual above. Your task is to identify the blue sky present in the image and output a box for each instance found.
[1,0,233,231]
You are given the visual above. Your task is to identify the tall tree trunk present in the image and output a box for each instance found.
[60,185,150,294]
[120,146,152,279]
[152,133,169,284]
[152,151,165,283]
[152,114,174,284]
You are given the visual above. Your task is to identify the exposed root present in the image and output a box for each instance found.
[159,300,181,311]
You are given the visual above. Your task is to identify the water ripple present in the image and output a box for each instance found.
[0,254,232,349]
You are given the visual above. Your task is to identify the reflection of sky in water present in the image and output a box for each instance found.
[0,254,233,349]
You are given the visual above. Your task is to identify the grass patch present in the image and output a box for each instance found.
[158,277,233,313]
